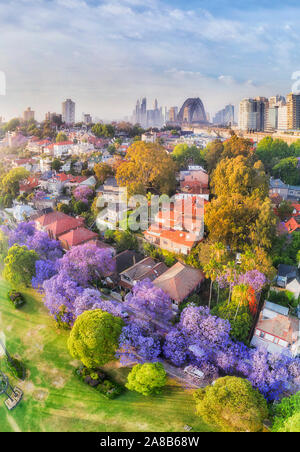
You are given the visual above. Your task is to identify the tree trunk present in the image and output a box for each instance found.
[208,280,213,309]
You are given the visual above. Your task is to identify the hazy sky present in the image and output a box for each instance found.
[1,0,300,121]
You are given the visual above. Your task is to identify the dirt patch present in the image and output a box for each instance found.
[32,389,49,402]
[52,376,65,389]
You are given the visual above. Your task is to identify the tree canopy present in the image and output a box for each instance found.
[126,362,167,396]
[116,141,176,196]
[67,309,124,368]
[3,244,38,287]
[193,376,268,432]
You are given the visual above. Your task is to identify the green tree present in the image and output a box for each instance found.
[193,376,268,432]
[1,167,30,198]
[172,144,205,169]
[3,245,38,288]
[210,155,268,199]
[272,157,300,185]
[277,200,294,221]
[126,362,167,396]
[51,158,62,171]
[272,392,300,432]
[4,118,20,132]
[113,230,138,252]
[56,132,68,143]
[67,309,124,368]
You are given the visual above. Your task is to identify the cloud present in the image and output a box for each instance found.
[0,0,299,120]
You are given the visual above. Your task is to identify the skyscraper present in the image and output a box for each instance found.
[213,104,234,126]
[238,98,267,131]
[23,107,35,121]
[62,98,75,124]
[287,93,300,130]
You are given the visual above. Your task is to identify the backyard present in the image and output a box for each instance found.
[0,278,214,432]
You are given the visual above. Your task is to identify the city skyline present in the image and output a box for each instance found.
[1,1,300,121]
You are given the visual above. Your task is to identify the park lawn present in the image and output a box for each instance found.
[0,279,215,432]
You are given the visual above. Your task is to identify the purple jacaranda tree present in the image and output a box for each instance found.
[32,259,58,291]
[238,270,267,293]
[163,328,188,367]
[57,242,115,287]
[124,278,173,322]
[73,288,125,319]
[43,270,84,327]
[73,185,93,204]
[7,221,63,261]
[179,305,231,349]
[117,319,161,365]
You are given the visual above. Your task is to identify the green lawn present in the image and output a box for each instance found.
[0,279,214,432]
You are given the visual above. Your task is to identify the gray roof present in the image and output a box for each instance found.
[265,300,289,316]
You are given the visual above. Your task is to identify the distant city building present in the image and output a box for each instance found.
[133,97,163,128]
[277,105,288,130]
[213,104,234,126]
[62,98,75,124]
[238,97,268,131]
[168,106,178,122]
[45,112,62,123]
[287,93,300,130]
[265,96,286,132]
[23,107,35,122]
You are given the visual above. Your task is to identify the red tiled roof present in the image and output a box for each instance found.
[59,227,98,248]
[46,217,84,237]
[35,211,70,227]
[284,217,300,233]
[145,225,198,247]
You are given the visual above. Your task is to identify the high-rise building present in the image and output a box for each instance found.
[168,106,178,122]
[265,96,286,132]
[23,107,35,122]
[238,98,268,131]
[62,98,75,124]
[277,105,288,130]
[287,93,300,130]
[213,104,234,126]
[133,97,163,128]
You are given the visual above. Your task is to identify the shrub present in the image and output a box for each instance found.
[5,357,26,380]
[7,290,26,309]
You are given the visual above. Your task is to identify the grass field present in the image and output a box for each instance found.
[0,279,214,432]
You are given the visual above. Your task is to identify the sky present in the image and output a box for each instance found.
[1,0,300,121]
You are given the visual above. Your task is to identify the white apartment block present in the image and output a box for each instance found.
[62,98,75,124]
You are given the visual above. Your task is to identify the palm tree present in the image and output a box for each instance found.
[204,259,218,309]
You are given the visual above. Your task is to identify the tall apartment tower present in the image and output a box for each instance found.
[238,98,268,131]
[62,98,75,124]
[287,93,300,130]
[23,107,35,121]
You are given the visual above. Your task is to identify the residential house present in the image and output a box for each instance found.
[35,211,73,230]
[270,178,300,201]
[115,250,144,274]
[45,141,75,157]
[276,264,300,299]
[284,216,300,233]
[19,176,39,195]
[58,227,98,250]
[144,226,199,255]
[46,216,84,239]
[153,262,205,307]
[251,301,300,357]
[27,139,52,154]
[179,166,209,200]
[119,257,168,290]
